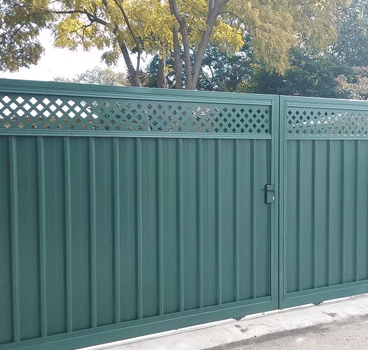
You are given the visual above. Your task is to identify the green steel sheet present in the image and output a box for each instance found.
[280,96,368,308]
[0,79,278,350]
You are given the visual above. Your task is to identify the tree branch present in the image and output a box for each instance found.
[112,0,141,73]
[169,0,193,88]
[119,43,141,86]
[172,27,183,89]
[52,9,108,26]
[190,0,229,89]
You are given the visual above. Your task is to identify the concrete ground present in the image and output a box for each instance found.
[81,293,368,350]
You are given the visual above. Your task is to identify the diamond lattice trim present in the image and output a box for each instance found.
[287,107,368,136]
[0,94,270,134]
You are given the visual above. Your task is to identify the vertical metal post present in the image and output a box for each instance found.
[64,137,73,332]
[234,140,240,302]
[297,141,302,291]
[354,141,360,282]
[113,138,121,323]
[197,139,204,308]
[136,138,143,319]
[326,140,332,286]
[312,140,317,289]
[37,137,48,337]
[89,138,98,328]
[10,136,20,342]
[157,139,165,315]
[251,139,257,299]
[216,139,223,305]
[341,141,346,284]
[178,139,185,312]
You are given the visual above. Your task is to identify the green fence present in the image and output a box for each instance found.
[0,79,279,350]
[280,96,368,308]
[1,80,368,350]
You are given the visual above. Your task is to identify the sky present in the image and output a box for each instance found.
[0,29,128,82]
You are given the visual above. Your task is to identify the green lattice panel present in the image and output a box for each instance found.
[287,107,368,136]
[0,93,270,134]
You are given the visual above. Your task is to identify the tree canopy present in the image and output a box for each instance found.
[52,0,349,89]
[236,48,352,98]
[331,0,368,67]
[0,0,51,71]
[146,43,252,91]
[2,0,351,90]
[54,66,126,85]
[235,0,368,99]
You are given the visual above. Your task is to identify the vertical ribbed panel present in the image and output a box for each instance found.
[281,95,368,309]
[0,137,12,344]
[0,83,278,350]
[89,138,98,328]
[37,138,47,338]
[0,135,273,346]
[113,138,122,324]
[69,138,90,331]
[64,138,73,332]
[356,141,368,281]
[17,137,41,340]
[119,138,138,322]
[9,137,20,342]
[44,137,66,336]
[286,139,368,295]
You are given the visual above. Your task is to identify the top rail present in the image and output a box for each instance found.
[0,79,277,138]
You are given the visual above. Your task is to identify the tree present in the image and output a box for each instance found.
[0,0,51,71]
[54,66,127,85]
[237,48,352,98]
[196,44,253,92]
[336,67,368,100]
[146,43,252,91]
[166,0,351,89]
[332,0,368,67]
[2,0,350,89]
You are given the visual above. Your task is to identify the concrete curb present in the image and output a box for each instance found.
[80,293,368,350]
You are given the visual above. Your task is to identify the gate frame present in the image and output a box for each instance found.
[0,78,280,350]
[279,95,368,309]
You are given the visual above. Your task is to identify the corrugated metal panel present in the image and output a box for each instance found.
[280,96,368,308]
[0,79,278,350]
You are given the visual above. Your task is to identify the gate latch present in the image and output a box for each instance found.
[265,184,276,204]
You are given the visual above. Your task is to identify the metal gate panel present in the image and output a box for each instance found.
[0,79,278,350]
[280,96,368,308]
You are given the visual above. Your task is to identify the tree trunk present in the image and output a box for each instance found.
[170,0,229,90]
[173,28,183,89]
[120,44,141,87]
[169,0,192,89]
[188,1,229,89]
[157,58,166,88]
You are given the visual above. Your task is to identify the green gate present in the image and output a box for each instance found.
[279,96,368,308]
[0,79,279,350]
[2,80,368,350]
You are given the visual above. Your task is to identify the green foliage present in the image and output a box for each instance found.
[0,0,51,71]
[237,48,352,98]
[54,66,126,85]
[226,0,350,75]
[0,0,351,90]
[146,44,252,91]
[332,0,368,67]
[198,44,252,92]
[336,67,368,100]
[145,55,176,88]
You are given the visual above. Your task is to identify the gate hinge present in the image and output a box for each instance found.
[265,184,276,204]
